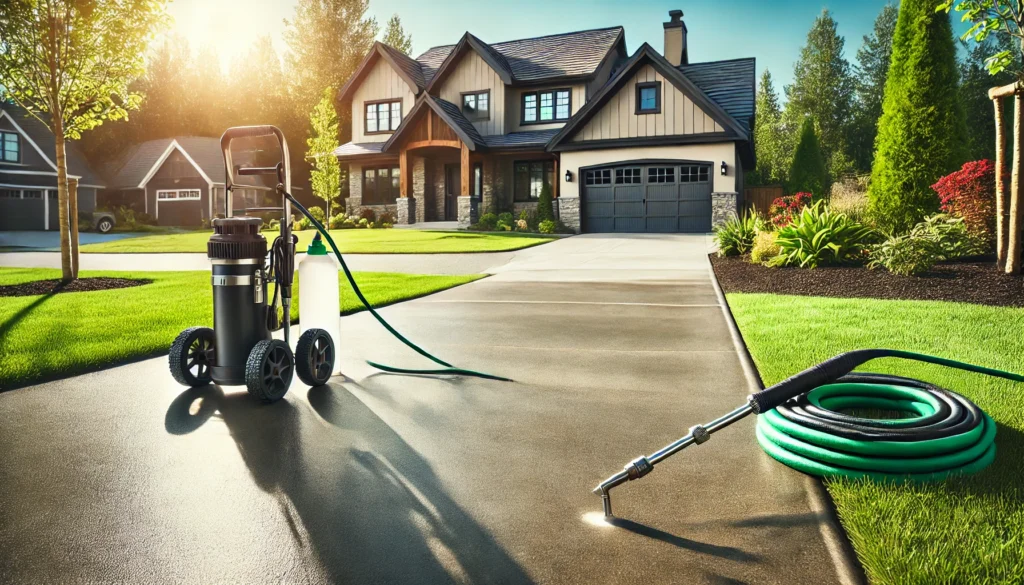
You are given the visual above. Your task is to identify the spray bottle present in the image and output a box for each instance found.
[298,233,342,374]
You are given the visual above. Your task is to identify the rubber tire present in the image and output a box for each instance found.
[169,327,216,387]
[295,328,336,387]
[245,339,294,403]
[96,217,114,233]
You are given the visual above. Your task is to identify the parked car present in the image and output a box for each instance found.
[89,211,116,234]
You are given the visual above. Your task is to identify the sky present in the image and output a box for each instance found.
[167,0,973,93]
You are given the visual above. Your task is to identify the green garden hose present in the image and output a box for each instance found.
[283,191,511,382]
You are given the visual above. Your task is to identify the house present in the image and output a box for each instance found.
[334,10,754,233]
[102,137,270,227]
[0,103,106,232]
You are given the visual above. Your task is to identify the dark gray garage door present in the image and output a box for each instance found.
[0,188,46,231]
[582,163,712,233]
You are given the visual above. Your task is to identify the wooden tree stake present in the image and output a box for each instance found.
[994,97,1008,269]
[1008,93,1024,275]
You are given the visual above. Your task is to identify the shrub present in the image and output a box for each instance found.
[342,218,357,229]
[537,183,554,222]
[496,212,514,232]
[714,212,766,256]
[116,206,137,230]
[478,213,498,231]
[359,208,376,223]
[516,219,528,231]
[308,205,326,223]
[358,217,368,227]
[378,211,396,225]
[868,214,984,276]
[788,117,830,197]
[769,192,814,228]
[519,209,539,230]
[296,217,312,231]
[538,219,557,234]
[868,234,939,276]
[328,214,346,229]
[830,177,870,224]
[931,159,995,245]
[750,231,780,264]
[770,202,877,268]
[912,214,986,259]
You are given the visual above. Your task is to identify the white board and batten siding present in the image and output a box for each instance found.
[572,64,724,142]
[437,50,507,136]
[351,59,418,143]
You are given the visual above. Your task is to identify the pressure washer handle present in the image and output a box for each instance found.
[746,349,886,413]
[220,125,291,194]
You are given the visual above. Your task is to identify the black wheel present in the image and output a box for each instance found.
[169,327,215,387]
[245,339,294,403]
[295,328,335,387]
[96,217,114,233]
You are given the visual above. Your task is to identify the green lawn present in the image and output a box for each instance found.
[0,268,482,390]
[80,228,556,254]
[726,293,1024,585]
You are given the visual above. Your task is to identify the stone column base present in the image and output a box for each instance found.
[457,196,478,228]
[712,192,738,228]
[556,196,580,233]
[346,196,362,216]
[396,197,416,225]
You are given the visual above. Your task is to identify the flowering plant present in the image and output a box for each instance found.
[769,192,814,227]
[931,160,995,245]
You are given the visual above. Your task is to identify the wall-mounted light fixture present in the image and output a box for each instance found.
[565,169,573,183]
[720,161,728,176]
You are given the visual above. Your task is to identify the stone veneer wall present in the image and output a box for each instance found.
[712,192,738,228]
[557,197,580,233]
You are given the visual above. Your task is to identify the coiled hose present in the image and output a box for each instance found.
[282,190,511,382]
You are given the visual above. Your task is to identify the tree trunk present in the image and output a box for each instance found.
[1008,93,1024,275]
[69,177,80,278]
[994,97,1009,269]
[53,120,73,282]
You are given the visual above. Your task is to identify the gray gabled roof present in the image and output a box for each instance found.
[332,142,386,159]
[0,103,105,186]
[106,136,263,189]
[432,98,486,148]
[378,43,427,90]
[679,58,756,135]
[483,129,561,149]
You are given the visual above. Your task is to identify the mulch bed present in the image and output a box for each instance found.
[0,277,152,297]
[710,254,1024,308]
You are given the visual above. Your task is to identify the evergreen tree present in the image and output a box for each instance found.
[784,10,856,180]
[850,3,898,172]
[752,70,788,186]
[307,87,341,219]
[382,14,413,54]
[788,117,830,197]
[537,183,554,223]
[870,0,968,233]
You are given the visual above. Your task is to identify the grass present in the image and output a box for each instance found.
[79,228,556,254]
[0,268,482,390]
[726,293,1024,585]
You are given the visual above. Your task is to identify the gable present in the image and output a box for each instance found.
[351,59,418,143]
[153,150,203,181]
[0,114,54,171]
[436,49,507,136]
[571,64,724,143]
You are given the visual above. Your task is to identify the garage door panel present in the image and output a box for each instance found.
[614,217,645,232]
[613,201,643,217]
[583,163,712,234]
[645,185,678,202]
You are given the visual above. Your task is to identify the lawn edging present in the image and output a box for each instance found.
[707,261,868,585]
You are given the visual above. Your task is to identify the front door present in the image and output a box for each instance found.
[444,163,460,221]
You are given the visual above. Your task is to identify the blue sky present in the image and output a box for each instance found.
[169,0,973,95]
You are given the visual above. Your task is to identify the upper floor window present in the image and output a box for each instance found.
[462,91,490,121]
[1,131,20,163]
[636,82,661,114]
[522,89,571,124]
[365,100,402,134]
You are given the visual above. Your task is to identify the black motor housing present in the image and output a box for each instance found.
[208,217,269,385]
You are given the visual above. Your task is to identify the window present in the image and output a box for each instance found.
[365,100,402,134]
[362,166,401,205]
[462,91,490,121]
[584,169,611,186]
[473,162,483,199]
[513,160,555,201]
[0,189,19,198]
[1,131,20,163]
[522,89,571,124]
[615,168,641,184]
[636,82,661,114]
[647,167,675,183]
[157,189,201,201]
[679,165,710,183]
[22,190,41,199]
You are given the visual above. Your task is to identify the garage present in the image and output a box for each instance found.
[581,163,713,233]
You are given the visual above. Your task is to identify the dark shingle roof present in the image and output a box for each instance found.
[415,26,623,85]
[379,43,427,90]
[484,129,561,149]
[1,103,105,186]
[679,58,756,135]
[106,136,263,189]
[433,98,486,148]
[332,142,385,159]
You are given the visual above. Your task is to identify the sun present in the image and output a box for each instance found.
[164,0,294,72]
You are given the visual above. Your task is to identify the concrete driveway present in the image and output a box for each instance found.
[0,234,851,584]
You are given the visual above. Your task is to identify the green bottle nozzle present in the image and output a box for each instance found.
[307,232,328,255]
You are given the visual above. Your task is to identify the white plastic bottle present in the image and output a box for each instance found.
[298,234,342,374]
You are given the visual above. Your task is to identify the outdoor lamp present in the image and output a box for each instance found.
[720,161,728,176]
[565,169,573,183]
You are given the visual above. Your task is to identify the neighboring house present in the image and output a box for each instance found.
[0,103,105,232]
[102,137,268,227]
[335,10,754,233]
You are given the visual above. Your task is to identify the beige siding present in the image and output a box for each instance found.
[350,59,418,143]
[571,65,724,143]
[506,84,587,132]
[436,50,506,136]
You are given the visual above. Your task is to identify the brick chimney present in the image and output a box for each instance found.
[664,9,688,66]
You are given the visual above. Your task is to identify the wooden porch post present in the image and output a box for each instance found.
[552,157,560,198]
[461,141,470,197]
[399,149,409,198]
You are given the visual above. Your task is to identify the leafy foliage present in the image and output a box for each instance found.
[382,14,413,54]
[959,35,1016,162]
[770,203,877,268]
[769,192,815,228]
[714,213,766,257]
[830,177,871,224]
[788,118,830,198]
[850,3,899,173]
[538,220,557,234]
[868,214,986,275]
[931,159,996,245]
[750,231,781,265]
[307,87,341,218]
[869,0,968,234]
[751,70,789,186]
[537,183,555,223]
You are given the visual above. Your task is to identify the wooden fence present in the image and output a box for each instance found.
[744,185,784,215]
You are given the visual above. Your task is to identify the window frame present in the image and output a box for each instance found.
[461,90,491,122]
[513,159,555,202]
[364,99,403,135]
[472,162,483,200]
[635,81,662,115]
[156,189,202,202]
[1,131,21,163]
[520,88,572,126]
[361,165,402,206]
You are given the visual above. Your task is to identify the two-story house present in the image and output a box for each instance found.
[335,10,754,233]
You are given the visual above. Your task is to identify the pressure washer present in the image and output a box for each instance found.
[593,349,1024,517]
[169,125,506,402]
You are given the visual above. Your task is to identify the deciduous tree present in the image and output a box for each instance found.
[306,87,341,219]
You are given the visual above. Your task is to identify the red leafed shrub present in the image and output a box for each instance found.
[931,160,995,243]
[769,192,814,227]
